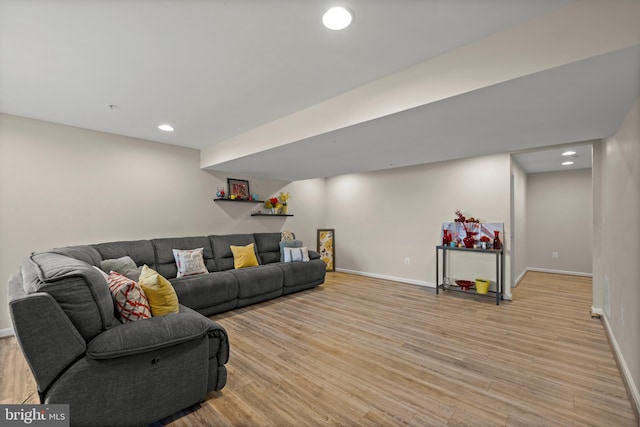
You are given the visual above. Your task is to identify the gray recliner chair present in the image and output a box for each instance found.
[8,250,229,427]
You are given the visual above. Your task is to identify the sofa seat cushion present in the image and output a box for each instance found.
[231,264,283,299]
[170,272,238,312]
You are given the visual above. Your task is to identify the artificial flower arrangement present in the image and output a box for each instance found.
[454,209,479,225]
[264,197,280,209]
[454,209,480,248]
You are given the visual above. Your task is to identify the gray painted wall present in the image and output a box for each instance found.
[525,168,593,274]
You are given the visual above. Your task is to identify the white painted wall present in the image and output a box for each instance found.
[593,98,640,409]
[525,168,593,274]
[325,154,512,296]
[510,158,528,285]
[0,114,326,331]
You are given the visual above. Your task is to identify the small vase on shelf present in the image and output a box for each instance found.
[463,236,475,248]
[271,208,276,215]
[281,205,288,215]
[463,231,477,248]
[493,231,502,250]
[442,230,450,246]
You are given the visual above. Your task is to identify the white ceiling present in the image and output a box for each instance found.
[1,0,639,180]
[512,143,593,174]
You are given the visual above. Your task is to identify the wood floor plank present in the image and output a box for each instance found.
[1,271,637,426]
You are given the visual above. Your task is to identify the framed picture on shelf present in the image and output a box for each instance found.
[317,229,335,271]
[227,178,250,200]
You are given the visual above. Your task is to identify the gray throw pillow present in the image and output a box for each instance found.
[100,256,137,274]
[123,267,143,282]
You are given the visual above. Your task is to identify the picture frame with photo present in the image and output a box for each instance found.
[227,178,250,200]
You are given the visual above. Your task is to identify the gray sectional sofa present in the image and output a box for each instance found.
[8,232,326,427]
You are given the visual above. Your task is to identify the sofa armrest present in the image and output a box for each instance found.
[9,272,87,394]
[178,305,229,364]
[86,306,227,360]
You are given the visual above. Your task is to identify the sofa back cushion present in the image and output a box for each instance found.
[151,236,216,279]
[21,252,117,341]
[92,240,156,271]
[210,234,258,271]
[253,232,282,264]
[50,245,102,267]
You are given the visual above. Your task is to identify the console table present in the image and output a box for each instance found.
[435,245,504,305]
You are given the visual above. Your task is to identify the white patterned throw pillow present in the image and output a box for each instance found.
[172,248,208,278]
[107,272,152,322]
[283,246,310,263]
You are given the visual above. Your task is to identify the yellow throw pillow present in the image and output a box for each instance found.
[138,265,179,317]
[230,243,259,269]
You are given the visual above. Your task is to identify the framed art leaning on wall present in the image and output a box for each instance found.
[317,229,335,271]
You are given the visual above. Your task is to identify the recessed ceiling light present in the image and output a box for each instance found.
[562,161,574,166]
[158,124,174,132]
[323,7,353,30]
[562,150,577,156]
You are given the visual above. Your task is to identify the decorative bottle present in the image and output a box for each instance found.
[493,231,502,250]
[442,230,450,246]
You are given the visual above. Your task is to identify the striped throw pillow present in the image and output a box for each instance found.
[283,246,310,263]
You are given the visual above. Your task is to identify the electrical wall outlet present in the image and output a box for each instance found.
[404,257,411,265]
[552,252,559,259]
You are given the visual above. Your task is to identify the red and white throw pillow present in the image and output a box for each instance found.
[107,272,152,322]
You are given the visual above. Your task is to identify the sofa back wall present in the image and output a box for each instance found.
[0,114,326,331]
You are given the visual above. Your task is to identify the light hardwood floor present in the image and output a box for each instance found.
[1,271,637,426]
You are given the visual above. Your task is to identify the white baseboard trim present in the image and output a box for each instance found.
[0,328,15,338]
[335,268,435,288]
[523,267,592,278]
[599,312,640,421]
[514,270,528,287]
[334,268,514,300]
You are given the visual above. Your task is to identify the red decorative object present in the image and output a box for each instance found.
[455,280,475,291]
[463,232,477,248]
[442,230,451,246]
[493,231,502,250]
[455,210,479,248]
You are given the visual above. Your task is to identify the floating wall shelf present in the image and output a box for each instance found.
[214,198,264,203]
